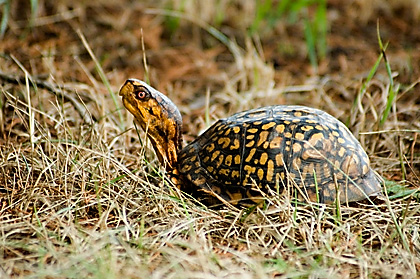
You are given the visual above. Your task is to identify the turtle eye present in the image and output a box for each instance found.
[137,91,147,99]
[134,87,149,100]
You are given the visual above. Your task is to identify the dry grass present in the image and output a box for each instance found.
[1,0,420,278]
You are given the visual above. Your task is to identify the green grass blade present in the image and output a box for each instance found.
[77,29,125,131]
[377,23,397,128]
[304,16,317,69]
[0,0,10,38]
[348,45,384,126]
[30,0,38,27]
[315,0,327,60]
[249,0,272,34]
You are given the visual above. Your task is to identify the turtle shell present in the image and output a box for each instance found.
[177,105,381,204]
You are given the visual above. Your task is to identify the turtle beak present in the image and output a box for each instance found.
[119,79,135,97]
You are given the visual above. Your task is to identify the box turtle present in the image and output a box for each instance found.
[119,79,382,205]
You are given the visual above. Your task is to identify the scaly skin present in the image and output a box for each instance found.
[119,79,182,171]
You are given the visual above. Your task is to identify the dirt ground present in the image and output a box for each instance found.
[1,0,419,278]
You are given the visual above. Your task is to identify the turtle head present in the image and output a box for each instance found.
[119,79,183,171]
